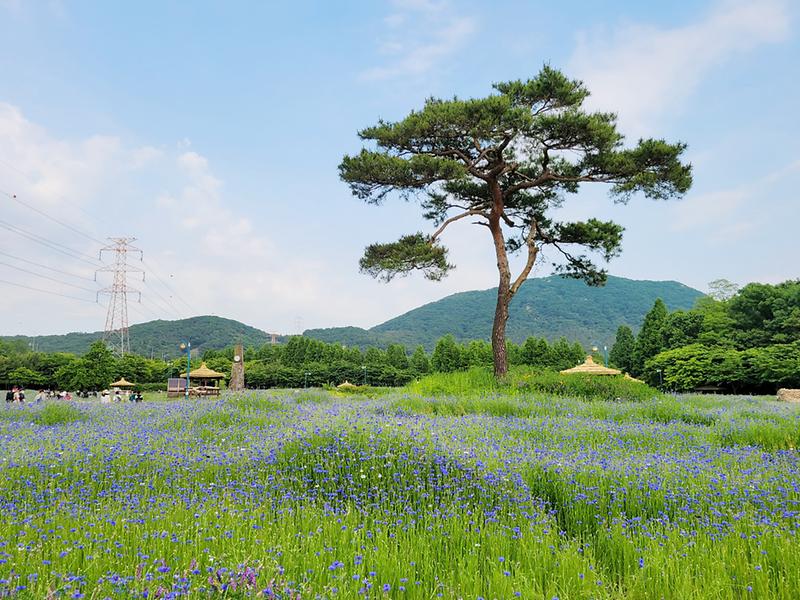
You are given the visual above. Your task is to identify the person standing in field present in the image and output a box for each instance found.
[5,387,13,403]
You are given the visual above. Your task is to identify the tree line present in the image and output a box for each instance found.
[0,333,586,391]
[609,280,800,393]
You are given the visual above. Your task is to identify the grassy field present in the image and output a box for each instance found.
[0,387,798,598]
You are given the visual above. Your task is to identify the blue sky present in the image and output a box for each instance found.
[0,0,797,337]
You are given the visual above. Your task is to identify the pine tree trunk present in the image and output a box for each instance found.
[488,183,511,378]
[491,281,510,377]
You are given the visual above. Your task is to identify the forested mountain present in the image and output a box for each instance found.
[2,316,279,358]
[305,275,704,350]
[3,276,703,356]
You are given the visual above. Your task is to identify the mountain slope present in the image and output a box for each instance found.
[3,316,276,357]
[306,275,704,350]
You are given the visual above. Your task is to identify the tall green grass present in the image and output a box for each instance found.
[406,366,661,401]
[0,391,798,597]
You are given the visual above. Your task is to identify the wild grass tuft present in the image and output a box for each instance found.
[32,402,86,426]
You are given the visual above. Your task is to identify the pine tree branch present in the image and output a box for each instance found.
[509,221,538,297]
[429,209,488,242]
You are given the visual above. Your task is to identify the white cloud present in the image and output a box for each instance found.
[569,0,790,135]
[360,1,476,81]
[0,102,434,336]
[669,156,799,240]
[0,103,125,208]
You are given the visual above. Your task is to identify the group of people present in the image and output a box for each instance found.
[99,389,143,403]
[4,386,26,403]
[4,387,144,404]
[4,387,72,403]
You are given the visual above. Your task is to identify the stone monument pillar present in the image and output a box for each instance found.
[230,343,245,391]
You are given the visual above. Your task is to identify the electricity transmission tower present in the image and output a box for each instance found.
[96,238,144,356]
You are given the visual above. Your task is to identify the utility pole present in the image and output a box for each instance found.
[96,237,144,356]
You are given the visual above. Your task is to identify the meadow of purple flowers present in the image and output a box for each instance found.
[0,391,798,598]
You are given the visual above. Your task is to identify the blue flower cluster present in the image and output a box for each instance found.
[0,392,797,598]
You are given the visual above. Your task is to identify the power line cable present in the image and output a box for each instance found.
[0,278,98,304]
[0,188,107,246]
[0,260,98,293]
[128,299,163,321]
[0,249,97,283]
[0,219,103,267]
[140,258,195,313]
[0,160,115,236]
[140,277,183,319]
[1,171,195,317]
[1,165,196,320]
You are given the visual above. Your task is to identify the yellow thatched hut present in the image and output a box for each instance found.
[179,362,226,396]
[560,355,621,376]
[624,373,645,383]
[110,377,135,388]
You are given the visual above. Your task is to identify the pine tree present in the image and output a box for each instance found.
[409,346,430,375]
[339,66,692,377]
[633,299,668,375]
[609,325,635,373]
[431,336,463,373]
[386,344,410,369]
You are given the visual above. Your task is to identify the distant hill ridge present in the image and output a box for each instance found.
[2,276,704,355]
[2,316,278,358]
[305,275,704,350]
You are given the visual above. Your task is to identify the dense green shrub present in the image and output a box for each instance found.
[407,367,660,402]
[645,342,800,393]
[515,371,660,402]
[644,344,742,392]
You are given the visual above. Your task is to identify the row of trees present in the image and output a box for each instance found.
[1,333,587,391]
[0,341,182,390]
[217,334,585,388]
[609,280,800,392]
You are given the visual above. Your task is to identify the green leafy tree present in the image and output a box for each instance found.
[728,281,800,348]
[633,299,668,375]
[7,366,44,388]
[386,344,410,370]
[662,310,703,350]
[521,337,550,367]
[693,296,735,347]
[609,325,635,373]
[645,344,743,392]
[115,353,151,383]
[363,347,387,366]
[339,66,691,376]
[549,337,584,371]
[741,343,800,391]
[464,340,493,367]
[80,341,117,390]
[431,335,463,373]
[409,345,430,375]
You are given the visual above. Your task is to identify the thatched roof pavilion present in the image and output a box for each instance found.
[180,362,225,379]
[110,377,135,387]
[560,355,622,376]
[181,363,225,395]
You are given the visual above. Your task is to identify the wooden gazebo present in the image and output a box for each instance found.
[560,355,622,376]
[179,362,226,396]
